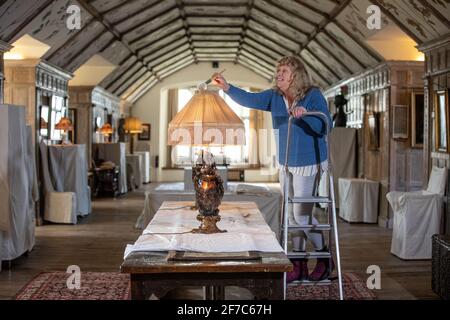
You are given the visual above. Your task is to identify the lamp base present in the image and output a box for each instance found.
[191,214,227,234]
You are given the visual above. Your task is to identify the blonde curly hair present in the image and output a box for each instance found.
[273,56,317,101]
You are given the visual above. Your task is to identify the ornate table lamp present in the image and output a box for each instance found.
[99,123,113,143]
[55,116,73,145]
[124,116,142,154]
[168,85,245,234]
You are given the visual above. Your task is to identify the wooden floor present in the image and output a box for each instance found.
[0,183,438,300]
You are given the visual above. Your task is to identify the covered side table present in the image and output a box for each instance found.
[338,178,380,223]
[48,144,90,216]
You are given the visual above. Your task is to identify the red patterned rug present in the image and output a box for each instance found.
[15,272,131,300]
[15,271,375,300]
[287,273,377,300]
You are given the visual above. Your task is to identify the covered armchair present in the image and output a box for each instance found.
[386,166,447,260]
[39,141,77,224]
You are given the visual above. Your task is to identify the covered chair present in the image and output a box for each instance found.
[386,166,447,260]
[39,141,77,224]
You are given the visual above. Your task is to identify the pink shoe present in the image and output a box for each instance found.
[308,258,335,282]
[298,259,309,281]
[286,260,300,283]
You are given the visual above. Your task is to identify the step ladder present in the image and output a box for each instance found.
[281,112,344,300]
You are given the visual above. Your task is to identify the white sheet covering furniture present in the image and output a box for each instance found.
[319,128,358,208]
[135,182,281,238]
[387,166,447,260]
[48,144,90,216]
[338,178,380,223]
[0,105,36,263]
[39,142,77,224]
[134,151,150,183]
[92,143,127,194]
[126,154,143,189]
[125,201,283,258]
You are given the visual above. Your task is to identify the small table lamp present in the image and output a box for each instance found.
[55,117,73,145]
[168,85,245,233]
[99,123,113,143]
[124,116,143,154]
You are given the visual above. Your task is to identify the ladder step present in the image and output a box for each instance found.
[288,279,332,286]
[287,252,331,259]
[283,224,331,231]
[289,197,332,204]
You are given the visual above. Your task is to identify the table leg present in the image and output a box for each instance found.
[204,286,213,300]
[213,286,225,300]
[130,278,146,300]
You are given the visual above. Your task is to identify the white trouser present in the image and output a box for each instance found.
[280,170,325,251]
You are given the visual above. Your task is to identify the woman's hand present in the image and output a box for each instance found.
[211,73,230,92]
[291,106,307,118]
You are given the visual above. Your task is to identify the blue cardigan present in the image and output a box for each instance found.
[226,85,333,167]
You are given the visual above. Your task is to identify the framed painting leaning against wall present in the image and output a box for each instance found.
[411,91,424,148]
[435,90,449,153]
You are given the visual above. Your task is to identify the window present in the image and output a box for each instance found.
[173,87,251,166]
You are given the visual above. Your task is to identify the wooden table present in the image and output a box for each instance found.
[121,201,291,300]
[121,251,291,300]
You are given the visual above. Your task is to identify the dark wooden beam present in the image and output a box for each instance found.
[295,0,330,19]
[237,59,273,80]
[137,28,186,56]
[235,0,254,63]
[5,0,54,42]
[266,0,319,28]
[113,68,148,96]
[121,73,154,100]
[310,40,353,75]
[120,4,178,37]
[148,44,192,69]
[301,48,341,82]
[158,57,195,78]
[130,18,183,49]
[175,0,197,63]
[299,55,332,87]
[142,38,188,63]
[369,0,423,44]
[332,20,382,63]
[45,18,95,61]
[100,0,140,16]
[418,0,450,30]
[322,29,366,69]
[245,32,290,57]
[247,19,298,53]
[77,0,161,82]
[106,59,142,91]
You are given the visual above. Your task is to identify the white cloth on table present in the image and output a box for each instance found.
[318,128,358,208]
[93,143,127,194]
[0,105,36,261]
[387,166,447,260]
[135,182,281,238]
[48,144,90,216]
[125,202,283,258]
[134,151,150,183]
[339,178,379,223]
[126,154,143,189]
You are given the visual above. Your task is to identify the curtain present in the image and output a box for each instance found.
[166,89,178,168]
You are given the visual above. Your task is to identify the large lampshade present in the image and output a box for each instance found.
[168,89,245,146]
[55,117,73,131]
[124,117,143,134]
[99,123,113,136]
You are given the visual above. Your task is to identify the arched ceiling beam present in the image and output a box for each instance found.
[77,0,161,84]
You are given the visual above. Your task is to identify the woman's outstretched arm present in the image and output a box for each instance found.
[212,73,272,111]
